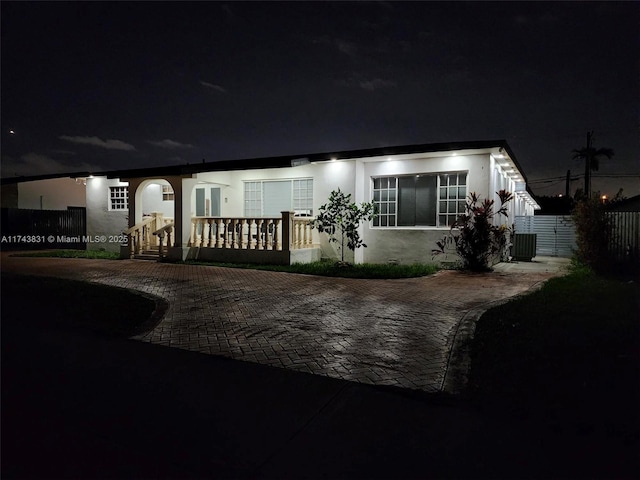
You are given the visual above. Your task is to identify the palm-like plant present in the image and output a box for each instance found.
[571,133,614,198]
[432,190,513,271]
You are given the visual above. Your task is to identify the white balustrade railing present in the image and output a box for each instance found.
[191,217,282,250]
[153,223,174,259]
[293,217,313,249]
[124,215,156,256]
[124,213,174,257]
[126,212,314,260]
[190,213,314,251]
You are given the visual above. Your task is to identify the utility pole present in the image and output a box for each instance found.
[565,169,571,197]
[585,131,593,198]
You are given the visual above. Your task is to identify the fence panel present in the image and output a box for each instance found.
[607,212,640,264]
[0,207,87,250]
[514,215,576,257]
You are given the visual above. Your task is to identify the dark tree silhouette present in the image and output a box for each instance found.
[571,131,614,198]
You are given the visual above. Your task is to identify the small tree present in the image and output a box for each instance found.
[433,190,513,271]
[572,196,612,273]
[311,189,377,264]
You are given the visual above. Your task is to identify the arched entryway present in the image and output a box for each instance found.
[122,175,198,259]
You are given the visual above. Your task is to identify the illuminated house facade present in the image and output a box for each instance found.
[3,140,539,265]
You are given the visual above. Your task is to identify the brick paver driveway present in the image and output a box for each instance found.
[1,255,560,392]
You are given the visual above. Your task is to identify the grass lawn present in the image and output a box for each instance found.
[184,260,439,279]
[468,266,640,442]
[10,249,120,260]
[8,250,438,278]
[1,273,160,337]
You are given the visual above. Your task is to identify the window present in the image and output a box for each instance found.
[162,185,174,201]
[109,186,128,210]
[372,172,467,227]
[293,178,313,216]
[243,179,313,216]
[438,173,467,226]
[372,177,397,227]
[244,181,262,217]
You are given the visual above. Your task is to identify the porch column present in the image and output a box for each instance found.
[281,211,294,252]
[123,177,145,228]
[167,176,198,260]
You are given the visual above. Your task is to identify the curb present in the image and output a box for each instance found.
[441,278,550,395]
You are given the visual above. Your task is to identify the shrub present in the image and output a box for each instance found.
[433,190,513,271]
[572,197,612,273]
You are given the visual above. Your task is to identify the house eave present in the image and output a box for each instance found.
[1,139,532,185]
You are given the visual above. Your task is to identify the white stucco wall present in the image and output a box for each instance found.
[86,176,128,252]
[140,180,174,218]
[193,162,357,260]
[194,161,355,218]
[18,178,86,210]
[361,153,491,265]
[93,148,534,263]
[190,155,498,264]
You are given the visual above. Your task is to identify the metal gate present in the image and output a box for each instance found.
[0,207,87,250]
[607,212,640,264]
[514,215,576,257]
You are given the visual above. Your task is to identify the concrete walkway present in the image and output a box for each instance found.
[0,253,568,393]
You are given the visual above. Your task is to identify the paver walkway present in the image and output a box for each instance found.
[1,254,563,392]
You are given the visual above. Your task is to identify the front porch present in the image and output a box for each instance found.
[123,211,320,264]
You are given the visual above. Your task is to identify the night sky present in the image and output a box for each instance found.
[2,1,638,197]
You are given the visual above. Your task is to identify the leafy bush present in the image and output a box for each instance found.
[572,197,612,272]
[310,189,377,264]
[433,190,513,271]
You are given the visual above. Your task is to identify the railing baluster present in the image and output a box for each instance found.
[240,219,247,249]
[232,219,238,248]
[249,219,256,249]
[209,219,215,248]
[273,219,280,250]
[222,219,228,248]
[216,219,223,248]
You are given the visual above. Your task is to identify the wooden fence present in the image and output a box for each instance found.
[0,207,87,250]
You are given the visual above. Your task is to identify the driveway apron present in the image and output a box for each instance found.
[1,255,559,392]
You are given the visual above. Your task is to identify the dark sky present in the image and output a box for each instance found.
[2,1,638,197]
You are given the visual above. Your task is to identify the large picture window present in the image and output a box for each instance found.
[372,172,467,227]
[244,179,313,217]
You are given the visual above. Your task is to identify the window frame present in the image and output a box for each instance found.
[162,184,175,201]
[243,178,313,217]
[109,186,129,211]
[371,171,468,229]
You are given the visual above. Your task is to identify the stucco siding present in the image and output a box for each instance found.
[363,229,453,265]
[360,153,490,265]
[193,162,357,260]
[140,181,174,217]
[86,177,128,252]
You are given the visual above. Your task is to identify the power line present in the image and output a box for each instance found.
[528,173,639,184]
[591,174,640,178]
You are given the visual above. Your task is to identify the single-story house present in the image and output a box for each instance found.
[1,140,540,265]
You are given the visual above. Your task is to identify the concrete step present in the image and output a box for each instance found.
[133,253,159,261]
